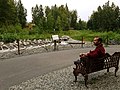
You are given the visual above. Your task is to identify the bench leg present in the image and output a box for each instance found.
[74,75,77,82]
[115,66,119,77]
[107,68,109,72]
[84,74,88,88]
[73,68,79,82]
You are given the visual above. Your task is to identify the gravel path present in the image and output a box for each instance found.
[9,65,120,90]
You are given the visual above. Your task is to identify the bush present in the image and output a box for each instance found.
[3,33,17,43]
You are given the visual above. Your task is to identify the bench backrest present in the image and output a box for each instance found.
[88,52,120,72]
[104,52,120,68]
[89,53,111,72]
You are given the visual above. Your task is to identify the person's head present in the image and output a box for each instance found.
[93,36,102,46]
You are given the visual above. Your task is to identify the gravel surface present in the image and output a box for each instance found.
[9,65,120,90]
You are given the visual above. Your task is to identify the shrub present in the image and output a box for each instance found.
[3,33,17,43]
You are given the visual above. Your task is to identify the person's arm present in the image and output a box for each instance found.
[79,52,88,57]
[87,49,99,58]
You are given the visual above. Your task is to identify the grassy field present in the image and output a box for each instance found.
[58,30,120,42]
[0,30,120,43]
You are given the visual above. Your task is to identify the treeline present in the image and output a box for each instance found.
[31,4,87,33]
[0,0,120,35]
[87,1,120,32]
[0,0,27,30]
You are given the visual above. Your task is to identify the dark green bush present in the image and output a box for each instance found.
[3,33,17,43]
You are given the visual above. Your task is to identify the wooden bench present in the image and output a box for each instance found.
[73,52,120,87]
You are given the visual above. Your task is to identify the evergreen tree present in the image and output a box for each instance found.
[77,19,87,30]
[32,4,39,25]
[0,0,18,26]
[32,4,82,33]
[32,5,44,33]
[17,0,27,29]
[46,12,54,32]
[87,1,120,31]
[70,10,77,29]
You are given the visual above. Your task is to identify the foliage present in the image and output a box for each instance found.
[16,0,27,29]
[0,0,27,29]
[0,29,120,44]
[0,0,18,26]
[31,4,87,33]
[87,1,120,32]
[59,30,120,43]
[2,33,17,43]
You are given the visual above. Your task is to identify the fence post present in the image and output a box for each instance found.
[17,39,20,55]
[53,40,57,51]
[81,36,84,48]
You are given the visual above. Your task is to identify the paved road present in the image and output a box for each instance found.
[0,46,120,90]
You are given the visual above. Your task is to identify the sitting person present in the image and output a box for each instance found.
[74,36,105,72]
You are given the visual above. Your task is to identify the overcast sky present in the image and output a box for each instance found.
[19,0,120,22]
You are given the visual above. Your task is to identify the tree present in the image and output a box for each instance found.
[32,4,39,25]
[87,1,120,32]
[77,19,87,30]
[56,16,62,31]
[0,0,18,26]
[70,10,77,29]
[32,4,45,33]
[16,0,27,29]
[32,4,82,33]
[46,12,54,32]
